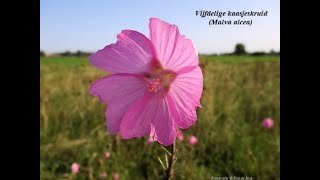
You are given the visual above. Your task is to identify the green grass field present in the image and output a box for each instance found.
[40,55,280,180]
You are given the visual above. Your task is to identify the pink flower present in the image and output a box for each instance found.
[71,163,80,173]
[113,172,119,180]
[100,172,107,178]
[177,130,184,141]
[189,136,198,145]
[104,151,111,159]
[89,18,203,146]
[262,118,274,129]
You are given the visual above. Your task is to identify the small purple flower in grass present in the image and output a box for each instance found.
[189,135,198,145]
[262,118,274,129]
[100,172,107,178]
[89,18,203,146]
[113,172,119,180]
[104,151,111,159]
[71,163,80,173]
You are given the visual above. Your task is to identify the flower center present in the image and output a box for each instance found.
[145,60,176,94]
[147,78,161,93]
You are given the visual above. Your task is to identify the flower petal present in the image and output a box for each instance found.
[149,18,198,72]
[167,67,203,129]
[89,30,156,74]
[120,92,177,145]
[152,97,178,146]
[119,93,154,138]
[89,74,146,134]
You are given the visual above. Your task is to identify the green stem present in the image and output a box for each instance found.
[165,141,176,180]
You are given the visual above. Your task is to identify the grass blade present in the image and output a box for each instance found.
[161,146,172,156]
[157,156,166,170]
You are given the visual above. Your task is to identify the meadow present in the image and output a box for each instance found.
[40,55,280,180]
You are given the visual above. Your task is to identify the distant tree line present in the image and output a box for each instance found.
[40,50,93,57]
[233,43,279,56]
[42,44,280,57]
[199,43,280,56]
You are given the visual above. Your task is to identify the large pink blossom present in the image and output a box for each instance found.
[89,18,203,146]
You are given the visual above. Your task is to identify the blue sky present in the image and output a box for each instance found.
[40,0,279,54]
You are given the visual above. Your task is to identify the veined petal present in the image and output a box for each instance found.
[167,67,203,129]
[149,18,198,72]
[119,93,154,138]
[120,92,177,146]
[89,74,146,134]
[89,30,156,74]
[152,96,178,146]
